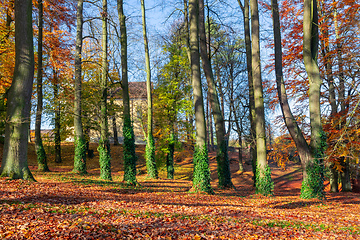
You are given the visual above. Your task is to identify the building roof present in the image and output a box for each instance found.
[112,81,147,100]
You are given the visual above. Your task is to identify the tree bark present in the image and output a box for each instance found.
[112,115,119,145]
[141,0,158,179]
[250,0,273,195]
[334,6,351,192]
[198,0,232,189]
[98,0,112,181]
[166,131,175,179]
[117,0,137,185]
[183,0,191,62]
[189,0,212,194]
[319,10,338,192]
[53,73,62,164]
[271,0,314,189]
[302,0,325,199]
[35,0,49,172]
[73,0,87,174]
[237,0,257,185]
[0,0,35,180]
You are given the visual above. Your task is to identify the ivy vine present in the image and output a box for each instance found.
[192,144,213,194]
[73,136,87,174]
[255,164,274,196]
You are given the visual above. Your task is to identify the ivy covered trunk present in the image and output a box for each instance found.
[189,0,213,194]
[73,0,87,174]
[141,0,157,179]
[250,0,273,196]
[118,0,137,185]
[0,0,35,180]
[35,0,49,172]
[271,0,321,199]
[198,0,232,189]
[98,0,112,181]
[302,0,325,200]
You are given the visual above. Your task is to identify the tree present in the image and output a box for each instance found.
[198,0,232,189]
[35,0,49,172]
[0,0,35,180]
[0,1,15,137]
[302,0,325,199]
[267,0,359,196]
[189,0,212,194]
[53,70,62,163]
[141,0,157,179]
[250,0,273,196]
[270,0,325,199]
[73,0,87,174]
[237,0,257,186]
[98,0,112,181]
[153,21,193,179]
[117,0,137,185]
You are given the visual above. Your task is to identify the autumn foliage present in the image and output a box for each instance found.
[1,143,360,239]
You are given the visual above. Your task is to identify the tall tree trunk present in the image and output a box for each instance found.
[237,0,257,185]
[334,5,351,192]
[271,0,315,194]
[98,0,112,181]
[183,0,191,62]
[0,0,35,180]
[302,0,325,199]
[250,0,273,196]
[232,102,244,172]
[117,0,137,185]
[141,0,157,179]
[73,0,87,174]
[53,73,62,164]
[189,0,212,194]
[35,0,49,172]
[319,11,338,192]
[199,0,232,189]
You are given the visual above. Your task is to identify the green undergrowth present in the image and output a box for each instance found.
[252,218,360,235]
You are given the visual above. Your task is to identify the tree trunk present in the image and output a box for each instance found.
[73,0,87,174]
[53,74,62,164]
[117,0,137,185]
[98,0,112,181]
[0,0,35,180]
[233,105,244,172]
[35,0,49,172]
[340,157,352,191]
[141,0,157,179]
[271,0,315,196]
[183,0,191,62]
[250,0,273,196]
[199,0,232,189]
[319,5,338,192]
[334,6,351,192]
[166,131,175,179]
[112,115,119,145]
[237,0,257,185]
[189,0,212,194]
[302,0,325,199]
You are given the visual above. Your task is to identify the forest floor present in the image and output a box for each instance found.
[1,142,360,239]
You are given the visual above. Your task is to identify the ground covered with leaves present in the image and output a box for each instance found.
[1,143,360,239]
